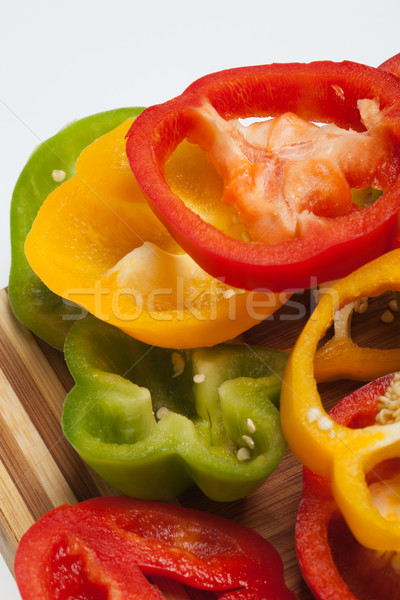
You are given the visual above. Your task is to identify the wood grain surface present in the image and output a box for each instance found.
[0,286,399,599]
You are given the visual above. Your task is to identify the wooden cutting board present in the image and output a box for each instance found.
[0,286,399,599]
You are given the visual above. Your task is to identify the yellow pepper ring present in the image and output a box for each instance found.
[281,248,400,551]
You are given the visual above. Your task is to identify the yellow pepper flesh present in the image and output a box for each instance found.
[25,119,286,348]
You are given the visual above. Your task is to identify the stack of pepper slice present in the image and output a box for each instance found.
[9,102,298,596]
[278,247,400,598]
[296,374,400,599]
[281,248,400,552]
[9,53,400,599]
[10,108,293,502]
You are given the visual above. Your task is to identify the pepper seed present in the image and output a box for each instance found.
[246,417,256,433]
[52,169,66,182]
[237,447,251,461]
[381,309,395,324]
[156,406,169,420]
[193,373,205,384]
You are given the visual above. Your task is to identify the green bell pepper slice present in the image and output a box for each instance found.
[62,315,288,501]
[9,107,143,350]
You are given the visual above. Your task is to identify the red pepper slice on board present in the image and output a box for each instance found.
[14,497,295,600]
[127,59,400,292]
[296,374,400,600]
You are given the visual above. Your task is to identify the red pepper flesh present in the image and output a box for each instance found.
[127,60,400,291]
[15,497,295,599]
[379,53,400,79]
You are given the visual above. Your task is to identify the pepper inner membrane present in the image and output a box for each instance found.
[170,98,400,245]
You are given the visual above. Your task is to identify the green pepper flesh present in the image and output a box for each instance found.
[62,316,288,501]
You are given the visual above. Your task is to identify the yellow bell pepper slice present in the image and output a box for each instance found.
[281,248,400,551]
[314,297,400,382]
[25,119,285,348]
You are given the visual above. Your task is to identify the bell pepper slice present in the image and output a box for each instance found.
[280,248,400,551]
[379,53,400,78]
[126,59,400,292]
[62,315,288,502]
[9,107,142,350]
[25,117,286,349]
[314,297,400,382]
[296,375,400,600]
[15,496,295,600]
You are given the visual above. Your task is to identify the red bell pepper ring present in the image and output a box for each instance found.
[127,59,400,292]
[296,374,400,600]
[15,496,296,600]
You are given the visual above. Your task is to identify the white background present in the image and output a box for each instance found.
[1,0,400,596]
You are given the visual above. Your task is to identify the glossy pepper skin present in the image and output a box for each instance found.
[280,248,400,551]
[9,107,142,350]
[15,496,296,600]
[296,375,400,600]
[126,59,400,292]
[379,52,400,78]
[25,118,286,349]
[62,315,288,501]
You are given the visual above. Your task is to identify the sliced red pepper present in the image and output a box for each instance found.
[15,496,295,600]
[379,54,400,250]
[379,53,400,78]
[296,374,400,600]
[379,52,400,253]
[127,59,400,291]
